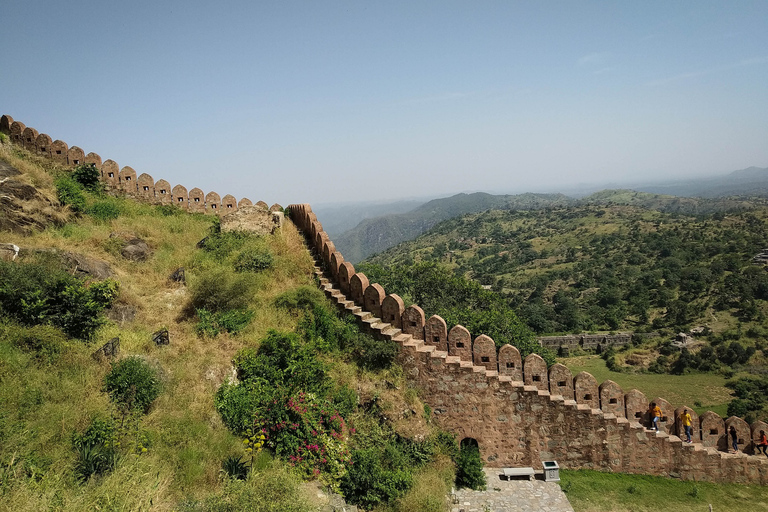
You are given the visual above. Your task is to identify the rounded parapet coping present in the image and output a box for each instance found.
[598,379,624,417]
[101,159,120,187]
[85,151,102,168]
[573,371,599,409]
[401,304,425,340]
[188,187,206,212]
[50,139,69,164]
[547,363,573,399]
[523,353,548,391]
[67,145,85,166]
[624,388,648,426]
[222,194,238,212]
[205,191,222,214]
[22,126,39,151]
[172,184,189,209]
[119,166,138,195]
[349,273,369,307]
[424,315,448,352]
[381,294,405,328]
[448,324,472,360]
[9,121,26,145]
[0,114,13,134]
[363,283,385,319]
[155,179,172,204]
[329,252,344,280]
[699,410,726,450]
[726,415,751,453]
[35,133,52,158]
[498,344,523,381]
[322,240,336,268]
[338,262,355,295]
[472,334,497,371]
[238,197,253,208]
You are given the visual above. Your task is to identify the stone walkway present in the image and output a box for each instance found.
[451,469,574,512]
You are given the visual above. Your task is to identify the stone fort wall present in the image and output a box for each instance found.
[537,333,633,352]
[4,113,765,484]
[0,114,270,214]
[289,203,768,485]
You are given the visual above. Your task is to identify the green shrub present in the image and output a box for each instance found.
[233,330,328,393]
[455,442,485,490]
[274,286,327,312]
[87,199,121,222]
[187,268,256,314]
[198,231,254,259]
[55,176,86,212]
[221,455,249,480]
[340,447,413,509]
[215,383,261,434]
[72,417,117,482]
[71,163,102,192]
[103,356,162,414]
[196,308,254,337]
[0,259,118,340]
[348,334,399,371]
[234,249,274,272]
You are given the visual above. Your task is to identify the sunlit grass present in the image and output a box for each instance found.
[560,469,768,512]
[561,354,733,414]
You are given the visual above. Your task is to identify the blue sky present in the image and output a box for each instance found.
[2,1,767,206]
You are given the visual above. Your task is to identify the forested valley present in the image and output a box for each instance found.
[362,191,768,423]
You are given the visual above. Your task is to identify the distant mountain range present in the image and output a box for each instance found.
[323,166,768,263]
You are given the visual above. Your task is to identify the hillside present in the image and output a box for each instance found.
[0,140,462,511]
[332,191,575,263]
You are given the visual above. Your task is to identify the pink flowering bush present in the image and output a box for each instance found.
[257,389,352,489]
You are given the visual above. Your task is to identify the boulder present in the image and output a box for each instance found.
[121,238,151,261]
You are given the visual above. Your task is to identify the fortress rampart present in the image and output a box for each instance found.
[0,114,269,214]
[3,113,765,484]
[289,203,768,485]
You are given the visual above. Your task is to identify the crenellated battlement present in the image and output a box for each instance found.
[289,203,768,485]
[1,114,258,214]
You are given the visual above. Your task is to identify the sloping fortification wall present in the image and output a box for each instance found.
[0,114,265,214]
[289,203,768,485]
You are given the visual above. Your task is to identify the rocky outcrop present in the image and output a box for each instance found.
[220,204,283,235]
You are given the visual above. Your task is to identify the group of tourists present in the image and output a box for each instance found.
[646,403,768,456]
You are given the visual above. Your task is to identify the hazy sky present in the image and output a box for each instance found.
[3,1,767,206]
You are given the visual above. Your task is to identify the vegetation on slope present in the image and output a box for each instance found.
[0,141,481,511]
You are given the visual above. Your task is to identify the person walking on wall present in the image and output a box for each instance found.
[758,430,768,456]
[680,409,693,443]
[650,402,662,432]
[730,426,739,453]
